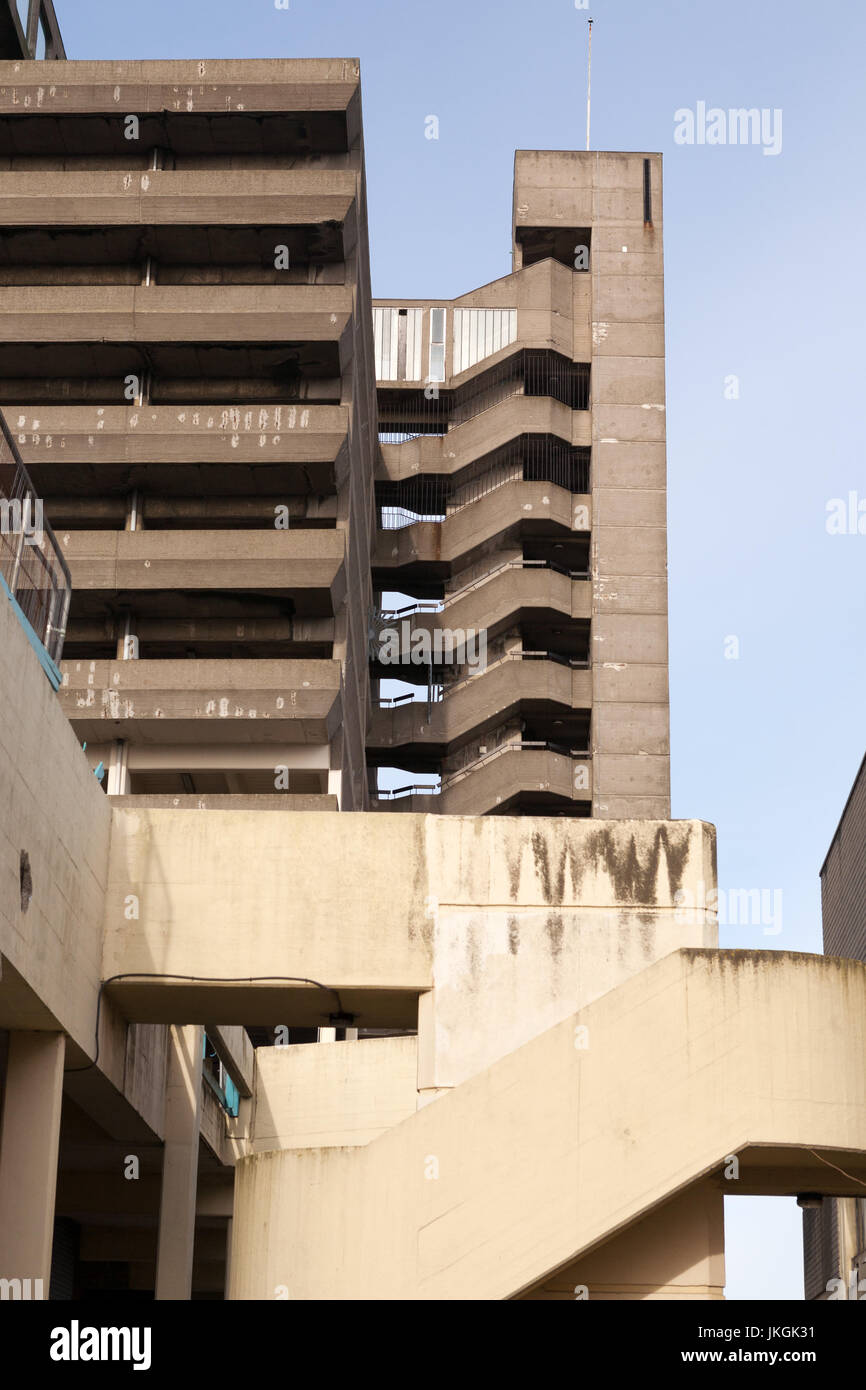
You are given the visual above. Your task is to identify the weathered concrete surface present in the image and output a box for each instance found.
[251,1038,418,1151]
[373,748,593,815]
[368,657,592,754]
[60,657,342,745]
[375,481,590,574]
[0,575,168,1143]
[14,404,350,480]
[0,54,377,815]
[379,396,590,479]
[0,57,363,114]
[0,1030,66,1289]
[57,528,346,599]
[521,1184,725,1300]
[103,811,715,1048]
[109,794,338,813]
[228,951,866,1300]
[372,151,668,819]
[0,580,110,1052]
[0,170,357,228]
[0,284,353,344]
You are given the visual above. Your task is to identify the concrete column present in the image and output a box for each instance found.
[223,1218,233,1300]
[0,1030,66,1294]
[155,1024,203,1301]
[327,765,343,808]
[416,990,450,1107]
[107,740,130,795]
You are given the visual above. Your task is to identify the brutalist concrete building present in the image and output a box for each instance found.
[0,56,377,813]
[368,150,669,820]
[803,753,866,1299]
[1,58,670,826]
[2,24,866,1305]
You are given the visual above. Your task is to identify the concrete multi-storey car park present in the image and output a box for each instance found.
[1,37,865,1304]
[1,53,668,825]
[0,57,377,812]
[368,148,669,820]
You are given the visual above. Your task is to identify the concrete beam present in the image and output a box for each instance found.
[0,284,353,344]
[12,403,350,474]
[0,169,357,228]
[0,58,362,114]
[102,812,715,1034]
[58,528,346,603]
[60,657,343,746]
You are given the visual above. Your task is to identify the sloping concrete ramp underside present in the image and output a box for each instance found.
[229,949,866,1300]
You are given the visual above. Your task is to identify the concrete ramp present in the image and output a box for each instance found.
[229,948,866,1300]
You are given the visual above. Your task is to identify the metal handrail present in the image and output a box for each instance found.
[380,559,590,621]
[376,349,590,443]
[378,691,419,708]
[375,650,590,707]
[442,740,590,789]
[376,783,442,800]
[376,742,592,799]
[378,436,590,531]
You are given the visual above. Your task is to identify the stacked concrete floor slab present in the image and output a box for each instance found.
[1,54,865,1303]
[0,58,377,812]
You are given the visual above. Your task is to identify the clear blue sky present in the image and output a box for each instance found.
[61,0,866,1300]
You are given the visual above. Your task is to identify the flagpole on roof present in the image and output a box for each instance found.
[586,18,593,151]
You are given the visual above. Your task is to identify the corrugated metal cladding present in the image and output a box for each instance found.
[372,307,423,381]
[49,1216,78,1299]
[802,1203,839,1299]
[821,754,866,961]
[452,308,517,376]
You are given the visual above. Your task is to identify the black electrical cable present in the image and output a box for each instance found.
[63,973,348,1075]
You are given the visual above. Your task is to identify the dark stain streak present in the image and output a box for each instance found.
[466,921,481,980]
[531,831,552,902]
[564,824,692,906]
[408,818,430,945]
[507,841,523,900]
[545,911,564,959]
[531,830,567,904]
[508,915,520,955]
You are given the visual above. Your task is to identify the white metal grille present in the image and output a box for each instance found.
[373,306,424,381]
[452,308,517,376]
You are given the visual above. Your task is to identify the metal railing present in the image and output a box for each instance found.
[377,349,590,443]
[376,649,590,706]
[378,436,590,530]
[443,740,589,789]
[0,412,71,667]
[377,742,592,800]
[380,558,591,622]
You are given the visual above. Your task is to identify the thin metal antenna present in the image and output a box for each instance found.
[585,18,593,151]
